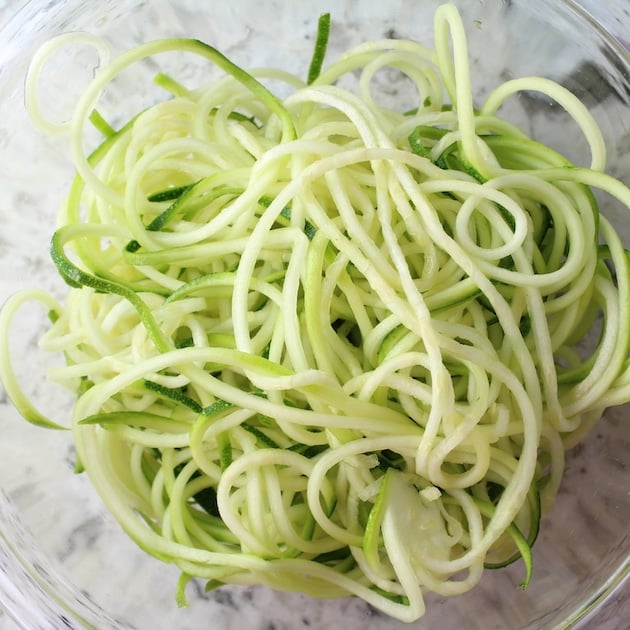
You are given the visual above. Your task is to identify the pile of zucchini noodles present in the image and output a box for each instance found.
[2,3,630,622]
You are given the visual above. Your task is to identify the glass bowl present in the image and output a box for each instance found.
[0,1,628,628]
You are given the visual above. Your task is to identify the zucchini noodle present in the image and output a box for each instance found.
[3,3,630,622]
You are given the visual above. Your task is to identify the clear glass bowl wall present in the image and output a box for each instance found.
[0,0,628,628]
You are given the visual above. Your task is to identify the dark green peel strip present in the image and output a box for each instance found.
[307,13,331,85]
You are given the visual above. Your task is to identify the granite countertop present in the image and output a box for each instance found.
[0,1,628,629]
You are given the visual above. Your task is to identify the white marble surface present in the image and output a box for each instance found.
[0,1,628,629]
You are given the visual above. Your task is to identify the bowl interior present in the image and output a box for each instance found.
[0,1,628,628]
